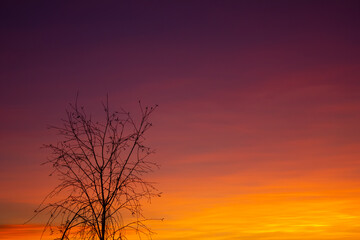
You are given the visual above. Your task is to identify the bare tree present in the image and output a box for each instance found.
[33,97,161,240]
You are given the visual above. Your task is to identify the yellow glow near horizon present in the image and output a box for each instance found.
[3,187,360,240]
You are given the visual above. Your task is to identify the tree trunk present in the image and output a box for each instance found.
[101,209,106,240]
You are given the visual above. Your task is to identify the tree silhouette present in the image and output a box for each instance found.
[34,97,161,240]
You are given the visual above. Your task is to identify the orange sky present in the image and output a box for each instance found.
[1,1,360,240]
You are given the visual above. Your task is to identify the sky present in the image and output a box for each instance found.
[1,0,360,239]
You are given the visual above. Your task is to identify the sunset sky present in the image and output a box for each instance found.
[1,1,360,239]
